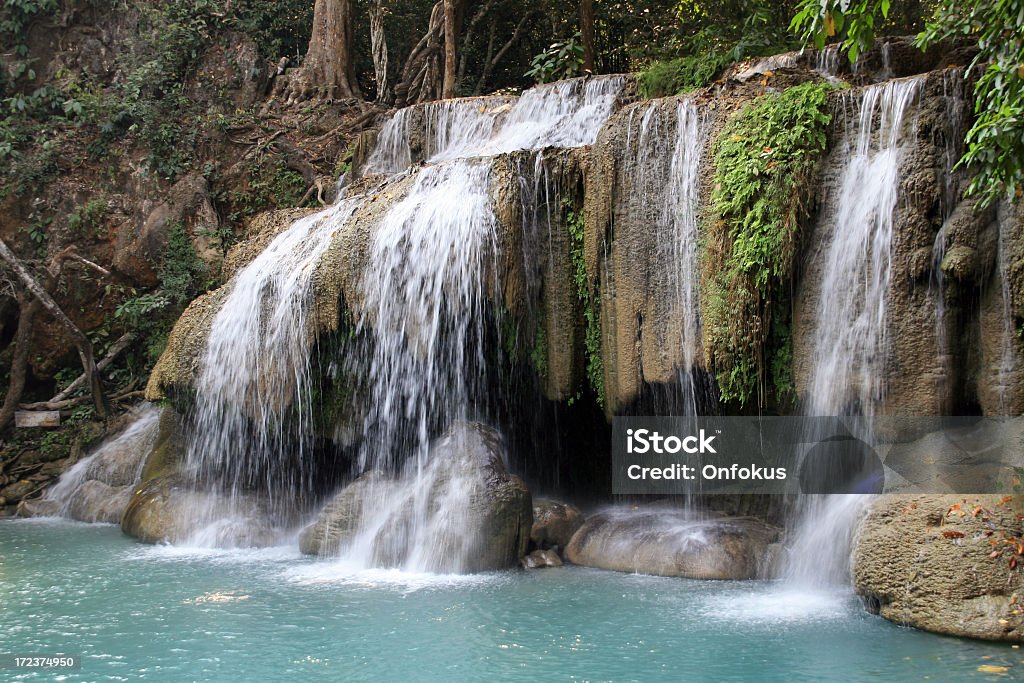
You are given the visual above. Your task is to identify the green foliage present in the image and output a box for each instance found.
[109,223,208,374]
[229,0,314,61]
[790,0,893,63]
[114,292,172,364]
[526,33,585,84]
[565,200,604,407]
[67,196,108,237]
[0,0,58,65]
[918,1,1024,207]
[228,155,308,222]
[159,221,207,306]
[705,82,832,405]
[639,55,728,98]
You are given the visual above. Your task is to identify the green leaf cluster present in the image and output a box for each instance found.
[526,33,585,84]
[918,1,1024,206]
[704,82,832,405]
[790,0,893,63]
[639,55,728,98]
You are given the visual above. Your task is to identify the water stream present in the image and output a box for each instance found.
[787,77,924,589]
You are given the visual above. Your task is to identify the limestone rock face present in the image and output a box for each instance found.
[531,498,584,549]
[792,73,1024,417]
[300,422,532,572]
[565,508,780,579]
[854,494,1024,642]
[584,98,719,413]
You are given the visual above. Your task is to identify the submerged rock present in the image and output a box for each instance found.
[565,508,780,580]
[854,494,1024,642]
[531,498,584,549]
[300,422,532,572]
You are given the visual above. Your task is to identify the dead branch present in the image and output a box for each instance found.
[46,331,136,404]
[0,238,108,421]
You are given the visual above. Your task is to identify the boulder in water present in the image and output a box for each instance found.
[854,494,1024,641]
[521,548,563,569]
[565,508,780,580]
[65,480,134,524]
[121,476,279,547]
[531,498,584,549]
[300,422,532,572]
[298,472,387,555]
[16,498,60,517]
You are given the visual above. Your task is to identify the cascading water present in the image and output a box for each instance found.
[181,76,623,561]
[45,405,160,520]
[807,78,922,418]
[787,77,923,589]
[619,98,710,416]
[663,101,709,414]
[357,159,497,475]
[182,197,365,544]
[337,78,623,572]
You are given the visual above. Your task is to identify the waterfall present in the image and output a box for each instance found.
[364,107,413,175]
[356,159,497,475]
[366,77,622,175]
[664,101,709,414]
[620,98,710,415]
[335,79,623,571]
[787,78,923,588]
[807,77,922,417]
[46,405,160,518]
[180,76,623,557]
[185,198,364,509]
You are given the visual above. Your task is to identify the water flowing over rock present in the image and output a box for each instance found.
[300,422,531,572]
[37,405,160,524]
[796,77,924,417]
[565,508,780,580]
[136,75,625,561]
[854,494,1024,642]
[585,97,712,413]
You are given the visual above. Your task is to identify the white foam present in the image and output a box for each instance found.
[282,559,507,591]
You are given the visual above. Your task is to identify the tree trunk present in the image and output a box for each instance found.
[0,294,38,430]
[289,0,362,102]
[394,1,445,106]
[0,239,108,420]
[369,0,391,103]
[442,0,458,98]
[580,0,595,74]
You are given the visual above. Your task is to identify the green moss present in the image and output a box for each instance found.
[704,81,832,406]
[639,55,728,99]
[565,199,604,408]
